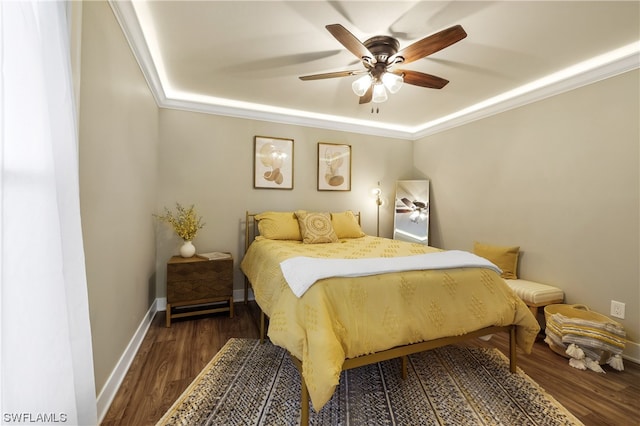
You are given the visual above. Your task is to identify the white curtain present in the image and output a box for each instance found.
[1,1,97,425]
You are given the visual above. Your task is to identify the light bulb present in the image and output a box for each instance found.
[372,83,388,103]
[381,72,403,94]
[352,74,372,96]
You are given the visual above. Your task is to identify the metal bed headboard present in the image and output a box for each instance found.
[244,210,362,253]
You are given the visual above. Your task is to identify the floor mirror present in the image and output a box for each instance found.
[393,180,430,244]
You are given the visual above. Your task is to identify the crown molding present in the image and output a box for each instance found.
[161,97,416,140]
[109,1,166,105]
[109,1,639,142]
[413,42,640,139]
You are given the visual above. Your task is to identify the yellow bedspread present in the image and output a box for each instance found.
[241,236,540,410]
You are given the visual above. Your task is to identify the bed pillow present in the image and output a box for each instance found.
[473,242,520,279]
[255,211,302,240]
[331,211,365,238]
[295,210,339,244]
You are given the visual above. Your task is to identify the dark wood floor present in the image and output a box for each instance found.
[102,302,640,426]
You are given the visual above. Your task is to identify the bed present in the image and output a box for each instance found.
[240,210,540,424]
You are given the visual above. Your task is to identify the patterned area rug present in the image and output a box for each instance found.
[157,338,583,426]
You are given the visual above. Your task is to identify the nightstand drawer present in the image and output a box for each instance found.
[167,279,232,303]
[167,258,232,281]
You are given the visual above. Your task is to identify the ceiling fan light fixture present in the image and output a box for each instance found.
[381,72,403,94]
[300,24,467,105]
[351,74,372,97]
[372,83,388,103]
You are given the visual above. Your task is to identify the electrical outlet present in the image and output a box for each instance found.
[610,300,625,319]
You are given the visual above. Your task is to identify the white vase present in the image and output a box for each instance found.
[180,240,196,258]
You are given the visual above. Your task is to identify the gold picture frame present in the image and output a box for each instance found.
[254,136,294,189]
[317,142,351,191]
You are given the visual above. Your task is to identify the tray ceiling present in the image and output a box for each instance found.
[110,1,639,139]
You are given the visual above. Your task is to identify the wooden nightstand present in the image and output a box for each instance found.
[166,255,234,327]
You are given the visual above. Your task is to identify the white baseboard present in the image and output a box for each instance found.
[157,296,167,311]
[96,299,159,423]
[235,288,254,303]
[623,341,640,364]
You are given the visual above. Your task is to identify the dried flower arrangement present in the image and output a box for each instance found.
[155,203,205,241]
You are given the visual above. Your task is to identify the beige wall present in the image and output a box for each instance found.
[155,109,413,298]
[414,70,640,355]
[78,2,159,394]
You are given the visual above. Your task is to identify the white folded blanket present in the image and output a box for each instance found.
[280,250,502,297]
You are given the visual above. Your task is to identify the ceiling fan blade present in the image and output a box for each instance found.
[401,198,415,209]
[389,24,467,65]
[397,70,449,89]
[299,70,361,80]
[359,86,373,104]
[326,24,375,63]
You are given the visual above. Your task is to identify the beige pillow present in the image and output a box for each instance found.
[331,211,365,238]
[255,211,302,240]
[295,211,339,244]
[473,242,520,279]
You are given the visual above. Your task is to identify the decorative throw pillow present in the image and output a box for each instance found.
[295,211,339,244]
[473,242,520,279]
[331,211,365,238]
[255,211,302,240]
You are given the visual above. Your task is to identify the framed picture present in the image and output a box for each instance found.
[254,136,294,189]
[318,142,351,191]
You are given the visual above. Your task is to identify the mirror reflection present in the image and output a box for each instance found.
[393,180,430,245]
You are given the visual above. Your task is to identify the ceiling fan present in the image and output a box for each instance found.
[299,24,467,104]
[397,198,429,223]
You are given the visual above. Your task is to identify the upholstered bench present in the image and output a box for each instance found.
[504,279,564,317]
[471,242,564,319]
